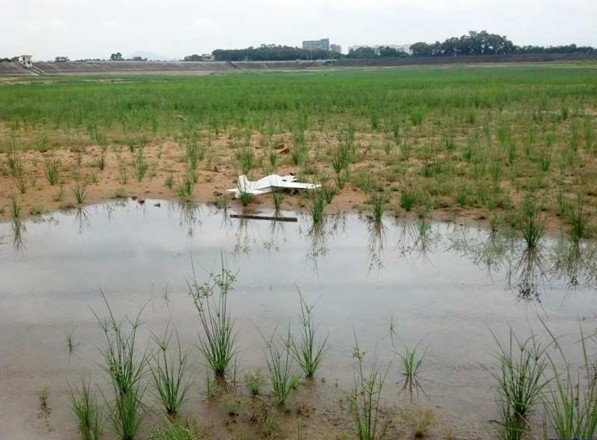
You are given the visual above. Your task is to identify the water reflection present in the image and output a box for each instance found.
[551,238,597,289]
[59,207,90,233]
[367,220,387,270]
[1,199,594,306]
[263,219,287,252]
[233,216,255,254]
[395,217,437,260]
[170,202,201,237]
[508,247,548,302]
[303,214,345,272]
[11,217,25,250]
[449,226,596,302]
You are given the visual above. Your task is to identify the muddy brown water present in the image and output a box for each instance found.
[0,200,595,439]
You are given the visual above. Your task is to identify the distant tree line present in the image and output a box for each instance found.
[183,31,595,61]
[409,31,595,56]
[346,46,409,59]
[205,44,342,61]
[109,52,147,61]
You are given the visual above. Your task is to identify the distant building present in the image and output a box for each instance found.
[18,55,32,67]
[202,53,215,61]
[330,44,342,54]
[302,38,330,51]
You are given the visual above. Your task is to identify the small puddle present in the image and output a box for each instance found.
[0,199,595,438]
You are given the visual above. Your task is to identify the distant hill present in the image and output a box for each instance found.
[127,51,172,61]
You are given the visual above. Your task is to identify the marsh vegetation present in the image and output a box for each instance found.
[0,64,595,241]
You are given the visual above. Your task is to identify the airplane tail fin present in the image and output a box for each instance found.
[237,175,249,193]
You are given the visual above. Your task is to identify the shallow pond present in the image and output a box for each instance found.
[0,199,595,438]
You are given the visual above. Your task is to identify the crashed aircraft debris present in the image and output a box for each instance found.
[226,174,321,198]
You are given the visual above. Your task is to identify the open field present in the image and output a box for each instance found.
[0,63,596,238]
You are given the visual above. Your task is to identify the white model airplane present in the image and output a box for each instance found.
[226,174,321,198]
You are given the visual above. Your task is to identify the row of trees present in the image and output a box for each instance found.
[188,31,595,61]
[346,46,409,59]
[410,31,595,56]
[210,44,342,62]
[109,52,147,61]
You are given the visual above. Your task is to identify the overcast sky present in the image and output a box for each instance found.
[2,0,596,60]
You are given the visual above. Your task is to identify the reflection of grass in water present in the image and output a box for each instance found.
[551,237,597,289]
[305,214,345,272]
[10,197,25,249]
[447,224,595,300]
[449,226,515,273]
[173,202,200,237]
[395,216,436,259]
[367,220,387,270]
[233,216,254,254]
[510,247,548,302]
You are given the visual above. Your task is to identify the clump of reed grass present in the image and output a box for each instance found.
[263,327,299,406]
[405,406,434,438]
[96,147,107,170]
[331,127,356,189]
[93,294,148,440]
[368,189,388,223]
[239,190,252,207]
[349,335,387,440]
[542,324,597,440]
[164,173,174,189]
[566,196,589,243]
[244,371,267,396]
[69,380,103,440]
[184,134,205,171]
[7,146,22,175]
[10,195,21,219]
[37,386,50,414]
[519,194,546,249]
[14,171,27,194]
[177,170,196,199]
[272,190,284,212]
[291,292,328,378]
[188,257,238,380]
[236,144,255,175]
[309,188,328,224]
[398,343,426,402]
[73,184,88,204]
[134,147,149,182]
[492,329,548,440]
[400,188,417,212]
[66,328,78,357]
[44,159,60,185]
[150,418,200,440]
[410,106,426,126]
[290,130,308,166]
[150,326,192,417]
